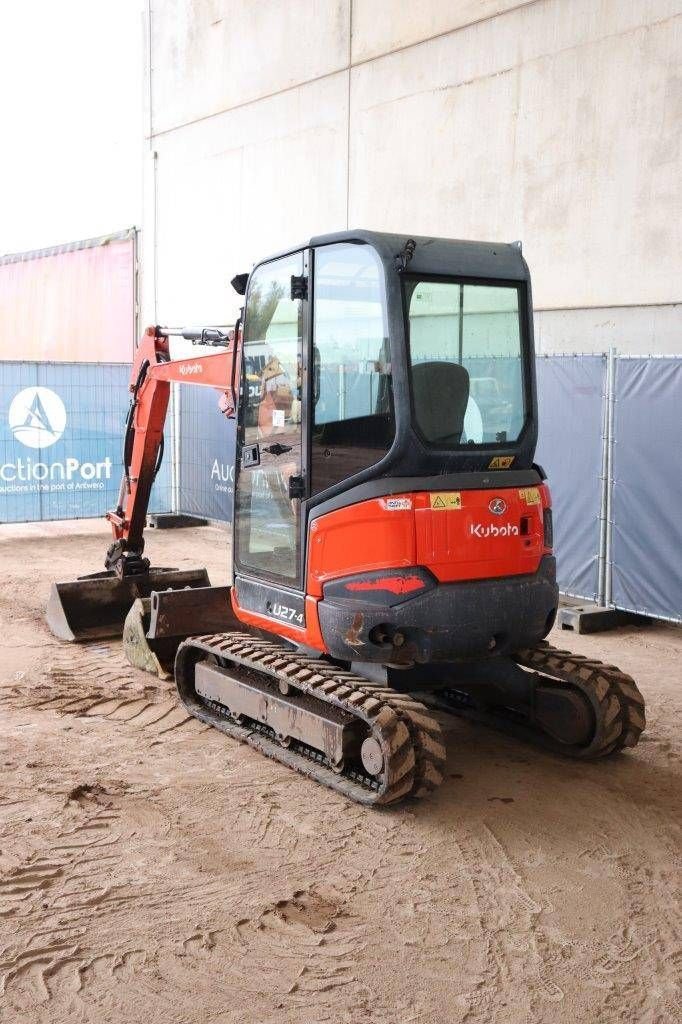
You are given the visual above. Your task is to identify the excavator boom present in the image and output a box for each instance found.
[45,324,241,642]
[105,324,239,575]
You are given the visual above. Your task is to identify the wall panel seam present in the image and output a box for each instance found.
[149,7,681,141]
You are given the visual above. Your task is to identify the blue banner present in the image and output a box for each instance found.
[0,362,171,523]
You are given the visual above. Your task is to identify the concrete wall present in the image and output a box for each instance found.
[145,0,682,354]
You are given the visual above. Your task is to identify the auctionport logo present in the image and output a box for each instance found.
[8,387,66,448]
[2,387,112,493]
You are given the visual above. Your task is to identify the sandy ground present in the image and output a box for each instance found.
[0,520,680,1024]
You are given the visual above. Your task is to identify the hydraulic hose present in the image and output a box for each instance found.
[122,359,150,495]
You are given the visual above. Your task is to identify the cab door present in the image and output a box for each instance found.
[234,251,307,593]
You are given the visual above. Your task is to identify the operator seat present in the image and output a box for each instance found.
[411,360,470,444]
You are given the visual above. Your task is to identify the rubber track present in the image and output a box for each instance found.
[513,640,646,757]
[345,684,447,798]
[174,632,445,805]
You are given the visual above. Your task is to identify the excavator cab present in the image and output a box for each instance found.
[46,231,645,806]
[230,231,554,663]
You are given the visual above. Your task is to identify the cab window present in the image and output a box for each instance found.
[404,278,526,447]
[311,243,394,493]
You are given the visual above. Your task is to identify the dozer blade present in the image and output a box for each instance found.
[45,567,211,642]
[122,585,237,678]
[122,598,173,678]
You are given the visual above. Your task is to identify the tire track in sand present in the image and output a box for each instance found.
[456,821,563,1023]
[2,644,206,743]
[0,783,128,1007]
[0,777,231,1014]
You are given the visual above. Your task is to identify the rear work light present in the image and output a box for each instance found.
[543,508,553,548]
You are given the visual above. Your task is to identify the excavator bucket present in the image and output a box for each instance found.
[122,585,236,678]
[45,567,211,642]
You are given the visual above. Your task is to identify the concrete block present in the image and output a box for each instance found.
[557,604,651,634]
[352,0,527,63]
[152,71,349,330]
[348,0,682,311]
[151,0,350,134]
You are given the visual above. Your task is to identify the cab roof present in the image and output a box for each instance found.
[257,228,530,283]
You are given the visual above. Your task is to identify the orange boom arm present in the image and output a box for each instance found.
[105,325,240,578]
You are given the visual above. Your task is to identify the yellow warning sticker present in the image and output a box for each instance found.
[519,487,541,505]
[488,456,515,469]
[429,492,462,510]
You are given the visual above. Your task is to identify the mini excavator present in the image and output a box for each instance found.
[46,230,645,804]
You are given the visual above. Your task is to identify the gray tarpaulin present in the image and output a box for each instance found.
[176,385,236,522]
[610,358,682,621]
[170,353,682,624]
[535,355,606,600]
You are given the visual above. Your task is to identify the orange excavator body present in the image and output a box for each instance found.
[45,231,644,806]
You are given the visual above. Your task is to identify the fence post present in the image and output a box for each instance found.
[597,353,609,606]
[171,381,181,514]
[603,346,617,608]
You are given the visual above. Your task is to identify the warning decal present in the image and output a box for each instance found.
[519,487,541,505]
[488,456,515,469]
[429,492,462,510]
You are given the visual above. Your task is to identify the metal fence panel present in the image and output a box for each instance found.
[176,384,235,521]
[10,352,677,628]
[610,357,682,621]
[0,362,171,523]
[535,355,606,600]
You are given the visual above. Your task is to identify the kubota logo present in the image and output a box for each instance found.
[470,523,519,538]
[179,363,203,376]
[8,387,66,448]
